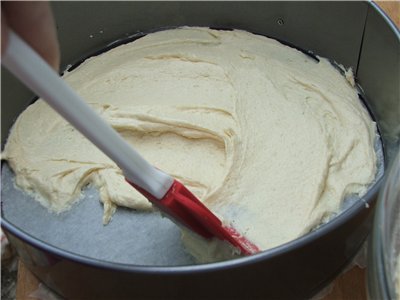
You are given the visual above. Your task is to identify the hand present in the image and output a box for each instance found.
[1,1,60,71]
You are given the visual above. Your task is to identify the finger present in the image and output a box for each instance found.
[2,1,60,71]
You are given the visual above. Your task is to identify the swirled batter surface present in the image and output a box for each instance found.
[3,28,377,256]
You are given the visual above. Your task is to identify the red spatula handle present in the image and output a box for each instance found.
[127,179,260,255]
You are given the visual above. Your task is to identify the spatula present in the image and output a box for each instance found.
[2,30,260,255]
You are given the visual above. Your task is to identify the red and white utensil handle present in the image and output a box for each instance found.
[2,30,261,255]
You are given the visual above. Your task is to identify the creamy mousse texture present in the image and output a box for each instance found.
[2,27,377,262]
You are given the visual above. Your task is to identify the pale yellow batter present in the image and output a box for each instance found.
[2,28,377,259]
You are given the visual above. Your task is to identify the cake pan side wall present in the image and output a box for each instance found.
[357,2,400,164]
